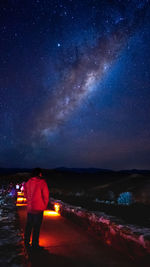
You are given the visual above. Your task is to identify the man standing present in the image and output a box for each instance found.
[24,168,49,249]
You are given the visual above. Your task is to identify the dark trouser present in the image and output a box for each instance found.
[24,212,43,247]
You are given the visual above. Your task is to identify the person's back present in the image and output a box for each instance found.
[24,168,49,249]
[24,176,49,212]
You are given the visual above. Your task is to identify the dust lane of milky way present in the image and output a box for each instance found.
[33,1,148,140]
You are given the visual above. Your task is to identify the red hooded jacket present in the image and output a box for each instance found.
[24,177,49,213]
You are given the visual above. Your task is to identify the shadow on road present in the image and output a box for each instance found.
[26,248,86,267]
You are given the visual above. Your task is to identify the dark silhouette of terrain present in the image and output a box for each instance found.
[1,167,150,203]
[1,167,150,227]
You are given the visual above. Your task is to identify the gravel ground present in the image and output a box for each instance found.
[0,192,26,267]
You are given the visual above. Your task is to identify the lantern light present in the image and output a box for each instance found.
[54,203,60,214]
[44,210,60,217]
[17,197,27,203]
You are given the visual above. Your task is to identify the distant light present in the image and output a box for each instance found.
[20,186,24,191]
[57,43,61,47]
[16,184,19,189]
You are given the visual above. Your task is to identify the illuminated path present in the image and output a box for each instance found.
[17,206,136,267]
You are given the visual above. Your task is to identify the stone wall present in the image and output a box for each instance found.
[50,198,150,262]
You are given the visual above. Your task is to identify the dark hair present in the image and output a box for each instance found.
[31,168,42,177]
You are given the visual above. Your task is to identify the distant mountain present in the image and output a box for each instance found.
[118,169,150,174]
[0,168,31,174]
[0,167,150,175]
[55,167,150,174]
[55,167,114,173]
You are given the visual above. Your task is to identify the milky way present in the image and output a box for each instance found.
[34,1,148,140]
[1,0,150,169]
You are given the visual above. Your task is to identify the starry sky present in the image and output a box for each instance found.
[0,0,150,170]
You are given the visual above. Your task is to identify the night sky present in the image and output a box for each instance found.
[0,0,150,169]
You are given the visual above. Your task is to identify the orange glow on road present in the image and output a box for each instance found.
[17,192,24,196]
[16,203,27,206]
[44,210,60,217]
[16,197,27,206]
[106,239,111,245]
